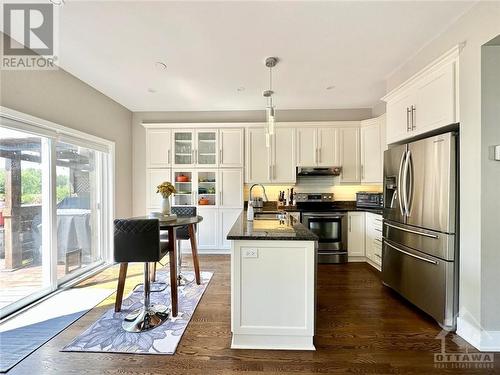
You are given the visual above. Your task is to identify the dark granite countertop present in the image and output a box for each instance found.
[283,201,383,216]
[227,211,318,241]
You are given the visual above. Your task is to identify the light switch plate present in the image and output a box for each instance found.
[243,248,258,258]
[495,145,500,161]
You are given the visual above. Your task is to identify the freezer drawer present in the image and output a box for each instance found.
[383,220,455,261]
[382,240,456,329]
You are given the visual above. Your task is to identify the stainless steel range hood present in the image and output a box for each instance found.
[296,166,342,177]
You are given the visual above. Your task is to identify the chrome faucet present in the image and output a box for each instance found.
[249,184,269,203]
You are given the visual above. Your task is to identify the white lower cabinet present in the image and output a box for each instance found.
[365,213,383,270]
[197,208,219,251]
[219,208,242,250]
[347,211,365,257]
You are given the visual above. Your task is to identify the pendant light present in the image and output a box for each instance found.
[263,57,278,147]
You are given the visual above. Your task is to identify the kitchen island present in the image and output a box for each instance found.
[227,212,318,350]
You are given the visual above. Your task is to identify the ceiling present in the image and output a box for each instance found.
[56,1,475,112]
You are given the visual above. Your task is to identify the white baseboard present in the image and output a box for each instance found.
[457,316,500,352]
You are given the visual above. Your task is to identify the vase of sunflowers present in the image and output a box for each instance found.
[156,181,176,216]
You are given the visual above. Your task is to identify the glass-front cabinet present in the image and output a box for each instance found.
[172,170,195,206]
[196,130,218,166]
[197,170,217,206]
[172,129,218,167]
[173,130,194,166]
[172,169,218,207]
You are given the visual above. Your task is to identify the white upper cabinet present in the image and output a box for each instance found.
[360,118,382,184]
[317,128,340,166]
[414,62,457,134]
[383,45,459,145]
[245,127,295,184]
[245,127,271,183]
[296,128,317,166]
[386,91,417,144]
[172,129,196,166]
[339,127,361,183]
[296,127,339,167]
[146,129,171,167]
[219,168,243,208]
[272,127,296,183]
[219,128,244,168]
[172,129,218,167]
[196,129,219,167]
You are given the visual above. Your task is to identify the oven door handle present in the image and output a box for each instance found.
[306,216,345,220]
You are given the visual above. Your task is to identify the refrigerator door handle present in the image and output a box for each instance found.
[406,150,414,216]
[402,150,411,216]
[384,222,439,239]
[385,241,438,265]
[397,151,406,217]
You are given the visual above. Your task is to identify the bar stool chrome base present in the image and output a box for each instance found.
[177,273,194,286]
[122,304,170,333]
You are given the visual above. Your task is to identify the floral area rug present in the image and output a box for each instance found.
[62,270,213,355]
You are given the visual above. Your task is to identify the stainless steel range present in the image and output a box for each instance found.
[296,193,348,264]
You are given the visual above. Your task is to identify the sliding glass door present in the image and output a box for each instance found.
[0,115,112,319]
[55,142,103,284]
[0,128,52,314]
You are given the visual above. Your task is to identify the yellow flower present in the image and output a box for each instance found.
[156,181,177,198]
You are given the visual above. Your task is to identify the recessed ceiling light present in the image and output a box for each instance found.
[155,62,167,70]
[326,85,336,90]
[237,87,245,92]
[148,88,157,93]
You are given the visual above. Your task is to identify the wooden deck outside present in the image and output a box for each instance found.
[0,260,85,310]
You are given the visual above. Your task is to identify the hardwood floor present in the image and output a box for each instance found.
[9,255,499,374]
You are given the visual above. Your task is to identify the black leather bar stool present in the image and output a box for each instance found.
[171,206,197,285]
[114,219,172,332]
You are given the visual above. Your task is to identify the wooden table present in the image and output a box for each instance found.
[114,215,204,317]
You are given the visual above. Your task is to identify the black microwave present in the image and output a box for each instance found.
[356,192,383,208]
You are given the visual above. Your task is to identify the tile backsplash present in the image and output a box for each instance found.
[244,177,382,202]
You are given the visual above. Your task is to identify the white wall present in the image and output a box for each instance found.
[132,108,372,215]
[481,44,500,330]
[0,33,133,218]
[384,1,500,335]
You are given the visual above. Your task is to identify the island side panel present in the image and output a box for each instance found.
[231,239,316,350]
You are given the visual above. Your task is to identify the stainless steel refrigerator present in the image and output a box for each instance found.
[382,131,458,330]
